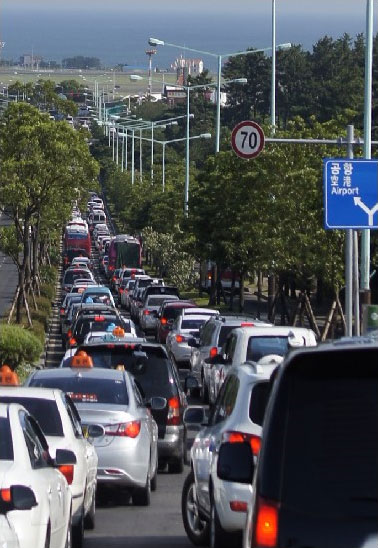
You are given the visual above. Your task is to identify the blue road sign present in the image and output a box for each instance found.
[324,159,378,229]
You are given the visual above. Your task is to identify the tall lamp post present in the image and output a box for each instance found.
[148,38,291,152]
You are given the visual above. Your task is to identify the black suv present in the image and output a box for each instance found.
[60,341,188,473]
[245,338,378,548]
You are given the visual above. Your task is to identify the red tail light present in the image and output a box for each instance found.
[108,265,115,271]
[254,497,279,547]
[143,310,150,316]
[0,488,11,502]
[105,421,141,438]
[69,337,77,347]
[222,431,261,456]
[60,308,65,316]
[94,316,105,322]
[59,464,74,485]
[167,397,181,426]
[161,317,168,325]
[175,335,187,343]
[241,322,255,327]
[119,289,124,294]
[112,276,116,281]
[209,346,218,358]
[230,500,248,512]
[67,329,72,338]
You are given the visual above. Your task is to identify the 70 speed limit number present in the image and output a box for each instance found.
[231,120,265,159]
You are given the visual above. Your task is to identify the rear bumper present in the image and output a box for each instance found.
[157,426,185,459]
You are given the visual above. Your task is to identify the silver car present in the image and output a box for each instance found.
[26,366,163,506]
[139,295,179,333]
[166,314,212,367]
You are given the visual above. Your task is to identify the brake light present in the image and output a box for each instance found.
[67,329,72,338]
[222,431,261,456]
[161,317,167,325]
[60,308,65,316]
[143,310,150,316]
[105,421,141,438]
[167,397,181,426]
[209,346,218,358]
[58,465,74,485]
[241,322,255,327]
[254,498,279,547]
[94,316,105,322]
[0,488,11,502]
[175,335,187,343]
[112,276,116,281]
[108,265,115,272]
[119,289,124,294]
[69,337,77,347]
[230,500,248,512]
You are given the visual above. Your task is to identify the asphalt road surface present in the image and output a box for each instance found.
[0,212,18,319]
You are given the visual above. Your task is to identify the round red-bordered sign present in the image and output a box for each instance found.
[231,120,265,159]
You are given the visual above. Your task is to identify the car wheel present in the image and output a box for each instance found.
[181,470,209,546]
[151,455,158,492]
[84,488,96,530]
[72,507,84,548]
[132,470,151,506]
[210,499,239,548]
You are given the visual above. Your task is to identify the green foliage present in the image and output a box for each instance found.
[0,325,43,369]
[39,266,58,285]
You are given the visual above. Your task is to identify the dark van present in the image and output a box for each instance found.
[245,338,378,548]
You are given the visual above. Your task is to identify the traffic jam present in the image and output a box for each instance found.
[1,193,377,548]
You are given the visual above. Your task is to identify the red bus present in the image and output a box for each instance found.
[107,235,142,275]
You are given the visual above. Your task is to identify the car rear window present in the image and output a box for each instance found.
[262,349,378,516]
[0,417,13,460]
[246,336,288,362]
[63,270,91,285]
[163,307,184,320]
[249,381,270,426]
[0,397,63,436]
[74,317,124,337]
[68,346,176,399]
[29,377,128,405]
[182,319,207,330]
[147,296,177,307]
[82,293,112,305]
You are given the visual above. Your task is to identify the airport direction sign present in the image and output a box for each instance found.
[231,121,265,159]
[324,158,378,229]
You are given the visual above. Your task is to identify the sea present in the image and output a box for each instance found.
[0,4,375,71]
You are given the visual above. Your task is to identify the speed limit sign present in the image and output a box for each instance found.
[231,121,265,159]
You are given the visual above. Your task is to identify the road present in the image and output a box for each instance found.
[0,212,18,319]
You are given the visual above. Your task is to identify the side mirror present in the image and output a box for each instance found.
[149,396,167,410]
[184,375,199,392]
[54,449,77,466]
[183,406,206,426]
[87,424,105,438]
[217,442,254,484]
[11,485,38,511]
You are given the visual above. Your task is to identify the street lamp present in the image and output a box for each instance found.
[148,37,291,151]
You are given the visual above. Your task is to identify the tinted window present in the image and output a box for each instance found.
[181,319,207,330]
[200,323,215,346]
[213,375,240,424]
[147,296,176,307]
[66,249,89,261]
[63,270,91,285]
[29,377,128,405]
[0,397,63,436]
[0,417,13,460]
[163,307,186,321]
[246,336,288,362]
[218,326,237,347]
[74,317,124,337]
[249,381,270,426]
[262,350,378,516]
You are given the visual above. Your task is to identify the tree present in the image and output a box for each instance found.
[0,103,99,323]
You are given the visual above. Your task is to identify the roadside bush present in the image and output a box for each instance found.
[0,324,43,369]
[40,282,56,301]
[35,296,52,315]
[40,265,58,285]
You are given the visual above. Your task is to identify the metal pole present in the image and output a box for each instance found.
[151,123,154,181]
[121,134,124,172]
[139,128,143,182]
[353,231,360,335]
[215,55,222,153]
[162,143,166,192]
[345,124,354,336]
[125,130,128,171]
[131,129,135,184]
[361,0,373,303]
[184,86,190,216]
[271,0,276,134]
[116,129,119,165]
[112,128,115,161]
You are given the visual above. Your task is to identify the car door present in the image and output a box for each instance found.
[193,376,239,515]
[20,412,66,548]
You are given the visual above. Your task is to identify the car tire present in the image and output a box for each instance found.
[181,470,209,546]
[210,499,239,548]
[84,489,96,530]
[132,470,151,506]
[72,507,84,548]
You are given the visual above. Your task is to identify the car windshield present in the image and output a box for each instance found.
[246,336,289,362]
[0,417,13,460]
[181,319,207,330]
[0,397,63,436]
[29,377,128,405]
[66,346,176,399]
[64,270,91,285]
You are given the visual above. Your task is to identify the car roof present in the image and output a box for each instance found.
[235,326,316,336]
[162,301,196,308]
[182,307,219,315]
[181,314,214,321]
[0,386,61,400]
[81,287,111,294]
[30,367,126,381]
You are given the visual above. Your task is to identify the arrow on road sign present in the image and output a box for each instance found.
[353,197,378,226]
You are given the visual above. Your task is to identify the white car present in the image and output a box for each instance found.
[166,314,214,367]
[0,387,99,547]
[0,402,73,548]
[0,514,19,548]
